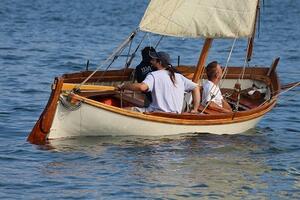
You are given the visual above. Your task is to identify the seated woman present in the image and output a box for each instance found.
[201,61,232,113]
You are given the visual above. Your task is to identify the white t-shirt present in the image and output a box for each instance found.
[143,70,197,113]
[201,80,223,107]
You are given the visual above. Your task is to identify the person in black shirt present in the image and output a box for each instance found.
[134,46,156,106]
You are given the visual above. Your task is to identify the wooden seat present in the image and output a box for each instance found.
[226,92,264,110]
[113,93,144,107]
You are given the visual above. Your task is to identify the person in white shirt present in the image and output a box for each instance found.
[201,61,232,113]
[118,51,200,113]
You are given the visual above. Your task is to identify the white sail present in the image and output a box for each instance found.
[139,0,258,38]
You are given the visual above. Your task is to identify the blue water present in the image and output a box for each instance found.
[0,0,299,199]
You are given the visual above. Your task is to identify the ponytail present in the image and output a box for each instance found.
[160,61,176,85]
[153,52,177,85]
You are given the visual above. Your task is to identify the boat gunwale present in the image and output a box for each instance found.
[68,93,276,126]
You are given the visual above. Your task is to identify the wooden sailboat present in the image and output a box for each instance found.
[28,0,299,145]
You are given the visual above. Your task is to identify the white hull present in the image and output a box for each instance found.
[49,98,263,139]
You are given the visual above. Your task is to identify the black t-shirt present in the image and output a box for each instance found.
[135,61,156,83]
[134,61,156,104]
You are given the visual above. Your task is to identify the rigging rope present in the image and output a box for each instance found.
[155,35,164,48]
[146,33,153,49]
[239,43,250,82]
[232,39,253,111]
[124,32,148,69]
[259,81,300,107]
[59,96,82,111]
[124,37,133,68]
[277,91,300,105]
[220,38,237,87]
[73,29,138,92]
[120,32,148,87]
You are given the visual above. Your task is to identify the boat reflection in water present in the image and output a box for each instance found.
[42,130,274,198]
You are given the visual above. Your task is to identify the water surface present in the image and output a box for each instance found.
[0,0,299,199]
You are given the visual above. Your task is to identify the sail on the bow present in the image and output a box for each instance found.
[139,0,258,38]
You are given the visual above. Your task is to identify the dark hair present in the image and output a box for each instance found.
[152,53,176,85]
[206,61,219,81]
[149,51,176,85]
[165,63,176,85]
[141,46,155,62]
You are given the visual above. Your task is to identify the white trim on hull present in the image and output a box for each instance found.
[49,99,263,139]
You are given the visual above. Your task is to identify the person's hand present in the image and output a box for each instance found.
[190,109,198,114]
[117,83,125,91]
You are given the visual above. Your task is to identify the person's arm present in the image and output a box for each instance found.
[181,76,200,113]
[190,85,200,113]
[222,99,232,112]
[118,82,148,92]
[207,101,231,113]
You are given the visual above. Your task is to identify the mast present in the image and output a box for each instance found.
[192,38,213,83]
[246,0,260,61]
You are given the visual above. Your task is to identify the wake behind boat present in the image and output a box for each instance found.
[27,0,299,145]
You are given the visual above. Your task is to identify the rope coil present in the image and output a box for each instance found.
[59,96,82,111]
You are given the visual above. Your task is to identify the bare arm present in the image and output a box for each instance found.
[222,99,232,112]
[119,82,149,92]
[190,85,200,113]
[207,101,232,113]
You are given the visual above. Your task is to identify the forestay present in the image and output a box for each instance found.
[139,0,258,38]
